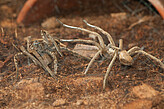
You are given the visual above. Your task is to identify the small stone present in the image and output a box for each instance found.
[41,17,56,29]
[52,99,66,107]
[45,94,50,98]
[76,100,84,106]
[83,100,89,105]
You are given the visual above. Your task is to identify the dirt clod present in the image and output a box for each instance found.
[41,17,56,29]
[75,100,84,106]
[15,78,44,101]
[132,84,159,99]
[122,99,152,109]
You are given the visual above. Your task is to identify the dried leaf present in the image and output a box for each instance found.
[73,44,99,58]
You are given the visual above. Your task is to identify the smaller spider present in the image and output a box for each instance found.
[14,30,63,79]
[57,19,164,90]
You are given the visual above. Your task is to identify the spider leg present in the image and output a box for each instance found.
[103,39,122,90]
[106,39,121,55]
[103,50,118,90]
[119,39,123,50]
[20,46,55,77]
[46,50,58,75]
[50,36,63,57]
[56,19,105,48]
[84,50,102,75]
[83,20,115,46]
[14,52,23,80]
[53,55,58,75]
[26,36,32,65]
[26,36,31,52]
[128,46,164,69]
[26,36,41,66]
[41,30,63,57]
[127,46,140,56]
[41,30,49,44]
[136,50,164,69]
[29,49,56,77]
[20,46,42,66]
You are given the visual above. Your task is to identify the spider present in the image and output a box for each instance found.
[57,19,164,90]
[14,30,63,79]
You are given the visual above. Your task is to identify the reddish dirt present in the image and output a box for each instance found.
[0,0,164,109]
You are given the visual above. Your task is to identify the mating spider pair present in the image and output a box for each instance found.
[57,19,164,90]
[14,19,164,90]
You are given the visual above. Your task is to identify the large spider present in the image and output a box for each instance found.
[57,19,164,90]
[14,30,63,79]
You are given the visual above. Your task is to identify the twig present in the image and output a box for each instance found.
[128,16,152,30]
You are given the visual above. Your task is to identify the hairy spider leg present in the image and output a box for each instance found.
[14,52,23,80]
[46,50,58,75]
[128,46,164,69]
[41,30,63,57]
[27,36,32,65]
[56,19,105,48]
[103,49,118,90]
[102,40,123,90]
[83,20,115,46]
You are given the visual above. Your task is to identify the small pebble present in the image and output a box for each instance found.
[52,99,66,107]
[76,100,84,106]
